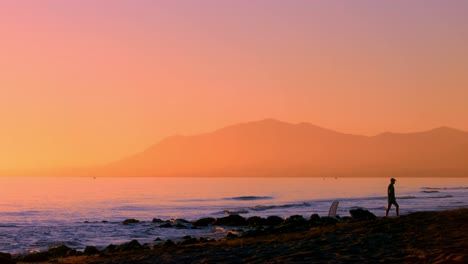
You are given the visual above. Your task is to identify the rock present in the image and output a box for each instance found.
[309,214,321,223]
[152,218,165,223]
[241,229,267,238]
[199,237,215,243]
[276,215,309,233]
[283,215,308,226]
[350,209,377,220]
[192,217,215,226]
[180,236,199,245]
[163,239,176,247]
[213,215,247,226]
[0,257,16,264]
[22,252,49,262]
[116,240,148,251]
[123,218,140,225]
[320,216,339,225]
[154,237,162,241]
[159,222,173,228]
[174,218,190,223]
[265,216,284,226]
[47,244,74,257]
[225,232,238,239]
[103,244,117,253]
[175,223,188,229]
[340,216,353,222]
[0,252,15,264]
[84,246,100,255]
[247,216,266,227]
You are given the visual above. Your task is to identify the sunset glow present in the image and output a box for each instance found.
[1,0,468,170]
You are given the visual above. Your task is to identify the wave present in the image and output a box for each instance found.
[421,190,439,193]
[349,206,387,210]
[0,210,45,217]
[111,206,149,211]
[224,196,274,201]
[398,196,417,200]
[428,195,453,199]
[421,187,468,190]
[223,209,249,215]
[250,202,311,212]
[0,224,18,228]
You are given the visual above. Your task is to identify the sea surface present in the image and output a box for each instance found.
[0,177,467,254]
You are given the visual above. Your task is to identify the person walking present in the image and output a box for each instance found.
[385,178,399,216]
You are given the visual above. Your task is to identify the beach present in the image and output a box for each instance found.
[3,208,467,264]
[1,177,467,256]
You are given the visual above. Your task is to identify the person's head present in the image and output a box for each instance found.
[390,178,396,184]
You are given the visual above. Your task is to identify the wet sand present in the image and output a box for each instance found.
[12,208,468,264]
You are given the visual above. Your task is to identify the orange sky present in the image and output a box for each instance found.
[1,1,468,170]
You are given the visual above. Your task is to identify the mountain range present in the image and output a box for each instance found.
[94,119,468,177]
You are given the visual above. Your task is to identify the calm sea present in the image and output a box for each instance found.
[0,177,467,254]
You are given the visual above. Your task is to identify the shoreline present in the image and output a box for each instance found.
[2,208,467,264]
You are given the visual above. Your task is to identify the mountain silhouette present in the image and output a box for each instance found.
[99,119,468,177]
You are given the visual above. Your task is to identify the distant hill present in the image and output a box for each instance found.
[96,119,468,177]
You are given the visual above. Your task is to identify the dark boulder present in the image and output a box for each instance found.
[241,229,267,238]
[175,223,189,229]
[103,244,117,253]
[199,237,215,243]
[340,216,353,222]
[174,218,190,223]
[283,215,308,226]
[159,222,173,228]
[0,252,15,264]
[123,218,140,225]
[84,246,100,255]
[265,216,284,226]
[116,240,148,251]
[277,215,309,233]
[163,239,176,247]
[320,216,339,225]
[350,209,377,220]
[22,252,49,262]
[309,214,321,223]
[47,244,74,257]
[180,236,199,245]
[213,215,247,226]
[192,217,215,226]
[225,232,238,239]
[247,216,266,227]
[152,218,165,223]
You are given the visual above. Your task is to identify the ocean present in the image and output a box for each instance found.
[0,177,467,255]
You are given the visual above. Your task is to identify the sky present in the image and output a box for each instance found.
[1,0,468,170]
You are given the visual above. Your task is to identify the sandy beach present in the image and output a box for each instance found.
[2,208,465,264]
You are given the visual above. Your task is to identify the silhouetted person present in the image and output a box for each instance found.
[386,178,399,216]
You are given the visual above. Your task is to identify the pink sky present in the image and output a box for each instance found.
[1,1,467,170]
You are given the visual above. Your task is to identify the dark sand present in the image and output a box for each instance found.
[13,209,468,264]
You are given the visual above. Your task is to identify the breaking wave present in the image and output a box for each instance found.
[250,202,311,212]
[224,196,274,201]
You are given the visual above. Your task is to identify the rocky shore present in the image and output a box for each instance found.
[2,208,467,264]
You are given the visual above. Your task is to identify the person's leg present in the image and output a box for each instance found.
[385,203,391,217]
[395,202,399,216]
